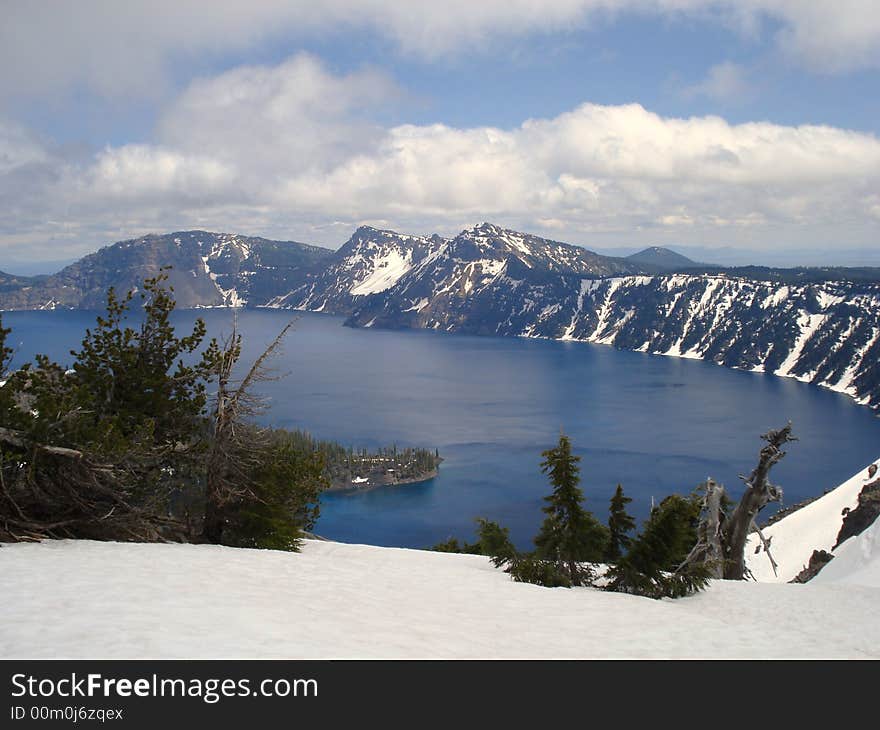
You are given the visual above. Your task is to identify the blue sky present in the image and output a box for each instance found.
[1,1,879,270]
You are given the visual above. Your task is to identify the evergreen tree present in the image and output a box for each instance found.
[0,316,15,425]
[475,518,516,561]
[505,554,573,588]
[604,493,709,598]
[221,432,327,550]
[0,275,218,541]
[431,518,516,558]
[606,484,636,561]
[432,537,466,553]
[0,316,11,377]
[70,272,216,450]
[533,433,608,586]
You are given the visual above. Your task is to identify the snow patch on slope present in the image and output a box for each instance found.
[813,516,880,588]
[745,459,880,583]
[349,249,413,296]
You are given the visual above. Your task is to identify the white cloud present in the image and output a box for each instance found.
[2,1,880,105]
[157,54,399,173]
[1,55,879,260]
[84,145,237,202]
[760,0,880,72]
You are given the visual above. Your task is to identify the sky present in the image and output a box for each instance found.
[1,1,879,272]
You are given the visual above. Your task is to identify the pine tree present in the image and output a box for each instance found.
[604,493,709,598]
[70,272,217,453]
[475,518,516,561]
[0,316,11,377]
[533,433,608,586]
[0,275,217,542]
[606,483,636,561]
[221,432,327,550]
[430,518,516,558]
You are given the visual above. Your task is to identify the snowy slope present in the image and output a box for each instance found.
[270,226,446,314]
[2,521,879,659]
[814,518,880,588]
[745,458,880,584]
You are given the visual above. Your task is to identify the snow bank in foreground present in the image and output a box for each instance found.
[745,458,879,583]
[2,537,879,659]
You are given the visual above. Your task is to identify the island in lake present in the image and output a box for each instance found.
[280,430,441,494]
[325,446,442,493]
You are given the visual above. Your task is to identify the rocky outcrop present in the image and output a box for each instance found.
[790,549,835,583]
[834,477,880,549]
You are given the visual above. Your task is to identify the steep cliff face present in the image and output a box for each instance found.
[348,266,880,410]
[559,275,880,409]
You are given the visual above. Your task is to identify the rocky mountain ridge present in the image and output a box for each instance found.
[3,223,878,410]
[0,231,332,310]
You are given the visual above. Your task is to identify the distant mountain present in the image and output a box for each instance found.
[275,222,648,318]
[271,226,448,314]
[0,270,46,294]
[340,222,650,333]
[325,225,880,410]
[3,222,879,411]
[0,231,332,310]
[626,246,699,270]
[345,267,880,410]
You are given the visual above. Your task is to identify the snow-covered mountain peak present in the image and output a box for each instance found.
[273,225,448,310]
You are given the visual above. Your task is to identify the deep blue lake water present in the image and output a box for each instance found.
[4,308,880,549]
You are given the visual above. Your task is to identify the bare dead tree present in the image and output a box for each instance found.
[201,318,295,543]
[724,422,796,578]
[679,478,727,579]
[682,422,796,580]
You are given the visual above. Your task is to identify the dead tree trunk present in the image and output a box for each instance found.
[722,422,795,579]
[200,319,294,544]
[682,478,727,579]
[682,423,796,580]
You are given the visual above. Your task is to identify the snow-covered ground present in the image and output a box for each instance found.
[1,459,878,659]
[745,459,879,583]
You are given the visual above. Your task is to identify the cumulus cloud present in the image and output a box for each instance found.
[2,1,880,105]
[1,52,878,261]
[157,54,399,173]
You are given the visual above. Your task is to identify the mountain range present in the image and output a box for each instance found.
[2,223,878,410]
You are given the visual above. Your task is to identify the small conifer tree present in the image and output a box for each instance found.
[604,493,709,598]
[475,518,516,561]
[533,433,608,586]
[0,316,11,376]
[606,484,636,561]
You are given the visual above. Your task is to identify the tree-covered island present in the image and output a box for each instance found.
[280,430,441,493]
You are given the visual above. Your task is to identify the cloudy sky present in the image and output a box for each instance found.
[2,1,879,271]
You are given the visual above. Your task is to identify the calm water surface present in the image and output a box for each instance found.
[5,308,880,549]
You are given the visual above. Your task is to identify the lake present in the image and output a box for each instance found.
[5,307,880,550]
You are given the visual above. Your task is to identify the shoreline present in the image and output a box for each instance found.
[326,467,439,495]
